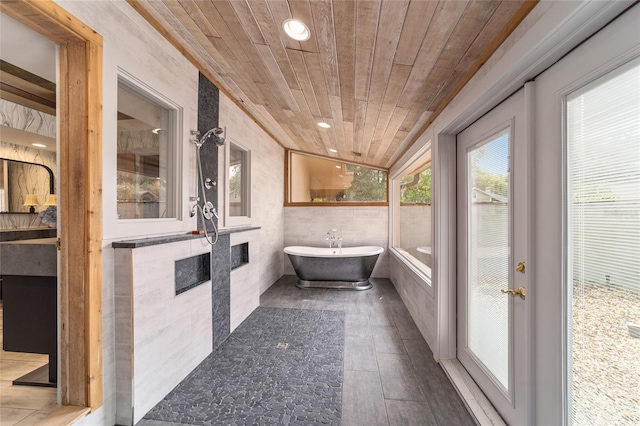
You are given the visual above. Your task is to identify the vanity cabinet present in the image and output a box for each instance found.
[0,237,57,386]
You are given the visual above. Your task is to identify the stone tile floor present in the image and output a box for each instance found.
[143,307,345,425]
[138,276,475,426]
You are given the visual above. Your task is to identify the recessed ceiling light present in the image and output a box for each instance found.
[317,122,331,128]
[329,148,338,153]
[152,128,162,134]
[335,165,341,169]
[283,19,310,41]
[31,143,47,148]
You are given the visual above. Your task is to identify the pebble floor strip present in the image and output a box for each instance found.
[143,307,345,426]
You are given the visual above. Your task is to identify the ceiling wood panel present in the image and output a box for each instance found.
[354,0,380,101]
[310,0,339,98]
[397,0,467,109]
[333,0,355,123]
[288,0,317,53]
[177,0,220,38]
[228,0,267,45]
[394,0,438,66]
[416,0,502,110]
[426,0,525,111]
[303,50,333,120]
[287,48,321,117]
[128,0,537,168]
[367,0,408,106]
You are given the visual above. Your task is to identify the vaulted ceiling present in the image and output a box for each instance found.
[129,0,537,168]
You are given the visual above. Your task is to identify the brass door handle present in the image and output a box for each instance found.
[501,286,526,300]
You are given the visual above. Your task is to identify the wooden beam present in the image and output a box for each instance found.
[84,35,103,410]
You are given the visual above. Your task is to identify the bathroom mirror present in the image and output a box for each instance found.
[0,158,55,213]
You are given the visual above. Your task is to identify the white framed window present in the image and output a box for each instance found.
[390,143,433,283]
[224,140,251,227]
[116,71,181,220]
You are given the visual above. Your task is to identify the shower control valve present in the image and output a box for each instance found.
[189,203,198,217]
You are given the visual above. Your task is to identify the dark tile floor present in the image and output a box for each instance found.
[138,276,475,426]
[143,307,345,425]
[261,276,475,426]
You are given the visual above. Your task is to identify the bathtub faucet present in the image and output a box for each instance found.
[326,229,342,249]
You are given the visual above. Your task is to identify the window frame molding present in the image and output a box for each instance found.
[284,149,389,207]
[116,68,183,222]
[223,138,252,227]
[389,141,433,285]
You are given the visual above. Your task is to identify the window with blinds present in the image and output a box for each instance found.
[566,58,640,425]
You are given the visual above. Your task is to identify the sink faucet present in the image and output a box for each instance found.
[326,229,342,248]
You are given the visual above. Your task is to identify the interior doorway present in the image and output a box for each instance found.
[0,12,59,423]
[0,0,103,419]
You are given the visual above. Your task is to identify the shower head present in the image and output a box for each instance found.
[192,127,226,148]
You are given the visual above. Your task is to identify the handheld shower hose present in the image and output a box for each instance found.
[191,127,225,245]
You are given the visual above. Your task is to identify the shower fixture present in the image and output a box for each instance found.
[193,127,225,148]
[190,127,226,245]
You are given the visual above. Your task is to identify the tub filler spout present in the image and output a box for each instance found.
[284,245,384,290]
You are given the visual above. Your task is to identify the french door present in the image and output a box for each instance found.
[457,88,529,425]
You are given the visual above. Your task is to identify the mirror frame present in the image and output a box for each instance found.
[0,157,55,213]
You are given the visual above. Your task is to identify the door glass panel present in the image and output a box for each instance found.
[467,129,510,390]
[566,60,640,425]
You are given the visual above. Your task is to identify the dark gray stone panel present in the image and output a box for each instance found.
[197,72,220,233]
[211,233,230,349]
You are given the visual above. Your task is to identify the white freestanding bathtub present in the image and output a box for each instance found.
[284,246,384,290]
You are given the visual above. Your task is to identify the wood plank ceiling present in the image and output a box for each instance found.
[129,0,537,168]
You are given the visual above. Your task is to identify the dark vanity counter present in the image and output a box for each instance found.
[112,226,261,249]
[0,227,57,242]
[0,237,57,276]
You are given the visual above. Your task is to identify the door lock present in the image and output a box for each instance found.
[501,286,526,300]
[516,261,526,273]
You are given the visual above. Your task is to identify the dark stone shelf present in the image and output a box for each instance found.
[111,226,260,249]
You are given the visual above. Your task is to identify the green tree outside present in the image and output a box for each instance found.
[401,168,432,204]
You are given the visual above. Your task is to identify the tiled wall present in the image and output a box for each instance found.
[114,239,213,425]
[229,229,261,331]
[219,95,284,294]
[389,255,435,348]
[283,206,390,278]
